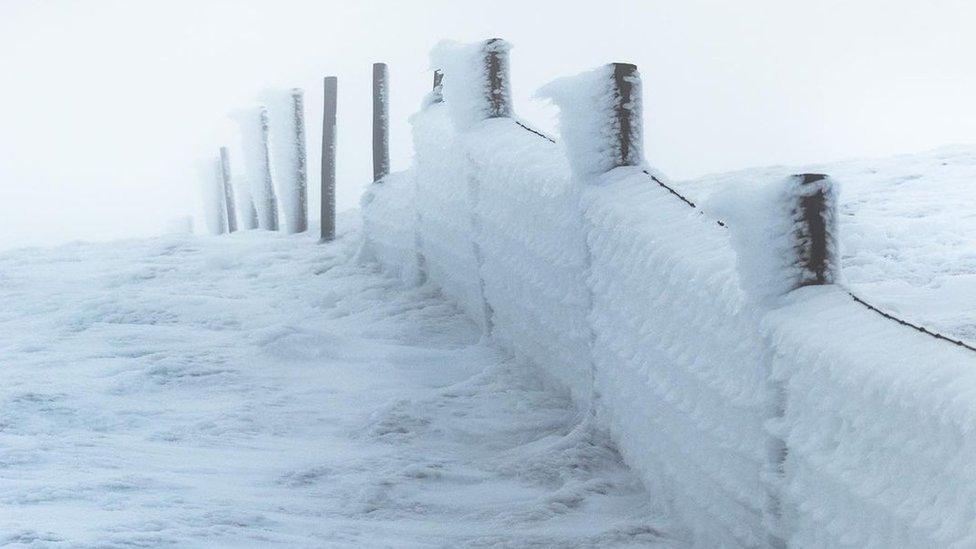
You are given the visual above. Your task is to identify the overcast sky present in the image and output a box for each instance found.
[2,0,975,249]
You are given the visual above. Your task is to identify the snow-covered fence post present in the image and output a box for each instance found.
[291,89,308,233]
[241,187,259,230]
[483,38,512,118]
[219,146,238,233]
[321,76,338,242]
[789,173,839,289]
[201,157,228,235]
[259,106,280,230]
[431,69,444,105]
[372,63,389,182]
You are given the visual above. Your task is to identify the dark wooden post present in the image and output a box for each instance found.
[791,173,838,288]
[321,76,337,242]
[291,89,308,233]
[219,146,237,233]
[372,63,389,182]
[609,62,642,169]
[431,69,444,105]
[259,106,279,231]
[482,38,512,119]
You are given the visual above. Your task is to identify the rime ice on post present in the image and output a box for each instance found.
[321,76,338,242]
[219,147,238,233]
[372,63,390,182]
[482,38,512,119]
[429,38,513,130]
[789,173,839,289]
[260,89,307,233]
[232,105,279,231]
[291,89,308,233]
[538,63,644,179]
[198,158,228,235]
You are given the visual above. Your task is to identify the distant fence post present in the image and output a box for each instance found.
[321,76,338,242]
[372,63,390,182]
[219,146,238,233]
[291,89,308,233]
[259,106,280,231]
[609,62,642,169]
[432,69,444,104]
[208,157,228,235]
[483,38,512,119]
[790,173,839,289]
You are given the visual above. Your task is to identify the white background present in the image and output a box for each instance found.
[2,0,975,249]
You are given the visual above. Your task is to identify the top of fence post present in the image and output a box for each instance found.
[611,63,641,169]
[609,62,642,170]
[483,38,512,119]
[791,173,838,289]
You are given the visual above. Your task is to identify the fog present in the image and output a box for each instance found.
[2,0,975,250]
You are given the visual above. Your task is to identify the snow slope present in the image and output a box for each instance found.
[0,218,676,548]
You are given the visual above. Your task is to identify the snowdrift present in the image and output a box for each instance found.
[362,42,976,548]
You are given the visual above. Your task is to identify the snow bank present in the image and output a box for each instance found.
[362,41,976,548]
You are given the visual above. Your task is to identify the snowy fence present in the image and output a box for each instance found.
[361,39,976,547]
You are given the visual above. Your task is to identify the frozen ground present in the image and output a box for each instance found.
[0,217,675,548]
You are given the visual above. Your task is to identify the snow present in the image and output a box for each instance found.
[0,216,675,547]
[362,40,976,548]
[537,65,644,178]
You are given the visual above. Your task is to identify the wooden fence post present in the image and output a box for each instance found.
[321,76,338,242]
[483,38,512,119]
[609,62,642,169]
[372,63,389,182]
[432,69,444,104]
[218,146,237,233]
[208,157,228,235]
[259,106,279,230]
[791,173,838,288]
[291,89,308,233]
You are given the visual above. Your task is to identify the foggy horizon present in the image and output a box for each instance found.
[3,0,975,250]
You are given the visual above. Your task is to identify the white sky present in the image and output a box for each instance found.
[2,0,975,250]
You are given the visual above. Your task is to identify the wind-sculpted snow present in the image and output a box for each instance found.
[583,169,775,546]
[0,217,675,547]
[362,57,976,546]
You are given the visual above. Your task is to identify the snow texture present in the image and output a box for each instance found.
[430,39,512,131]
[538,64,644,178]
[362,41,976,548]
[0,216,676,548]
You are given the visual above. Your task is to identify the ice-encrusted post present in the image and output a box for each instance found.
[372,63,390,183]
[610,63,642,169]
[321,76,338,243]
[789,173,839,289]
[258,106,279,231]
[431,69,444,105]
[538,62,643,178]
[240,186,259,230]
[218,147,237,233]
[482,38,512,119]
[291,89,308,233]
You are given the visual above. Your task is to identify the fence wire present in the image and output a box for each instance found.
[511,121,974,355]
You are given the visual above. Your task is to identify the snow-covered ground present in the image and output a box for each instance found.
[0,216,675,548]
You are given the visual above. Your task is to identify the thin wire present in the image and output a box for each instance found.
[514,120,556,143]
[638,170,975,356]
